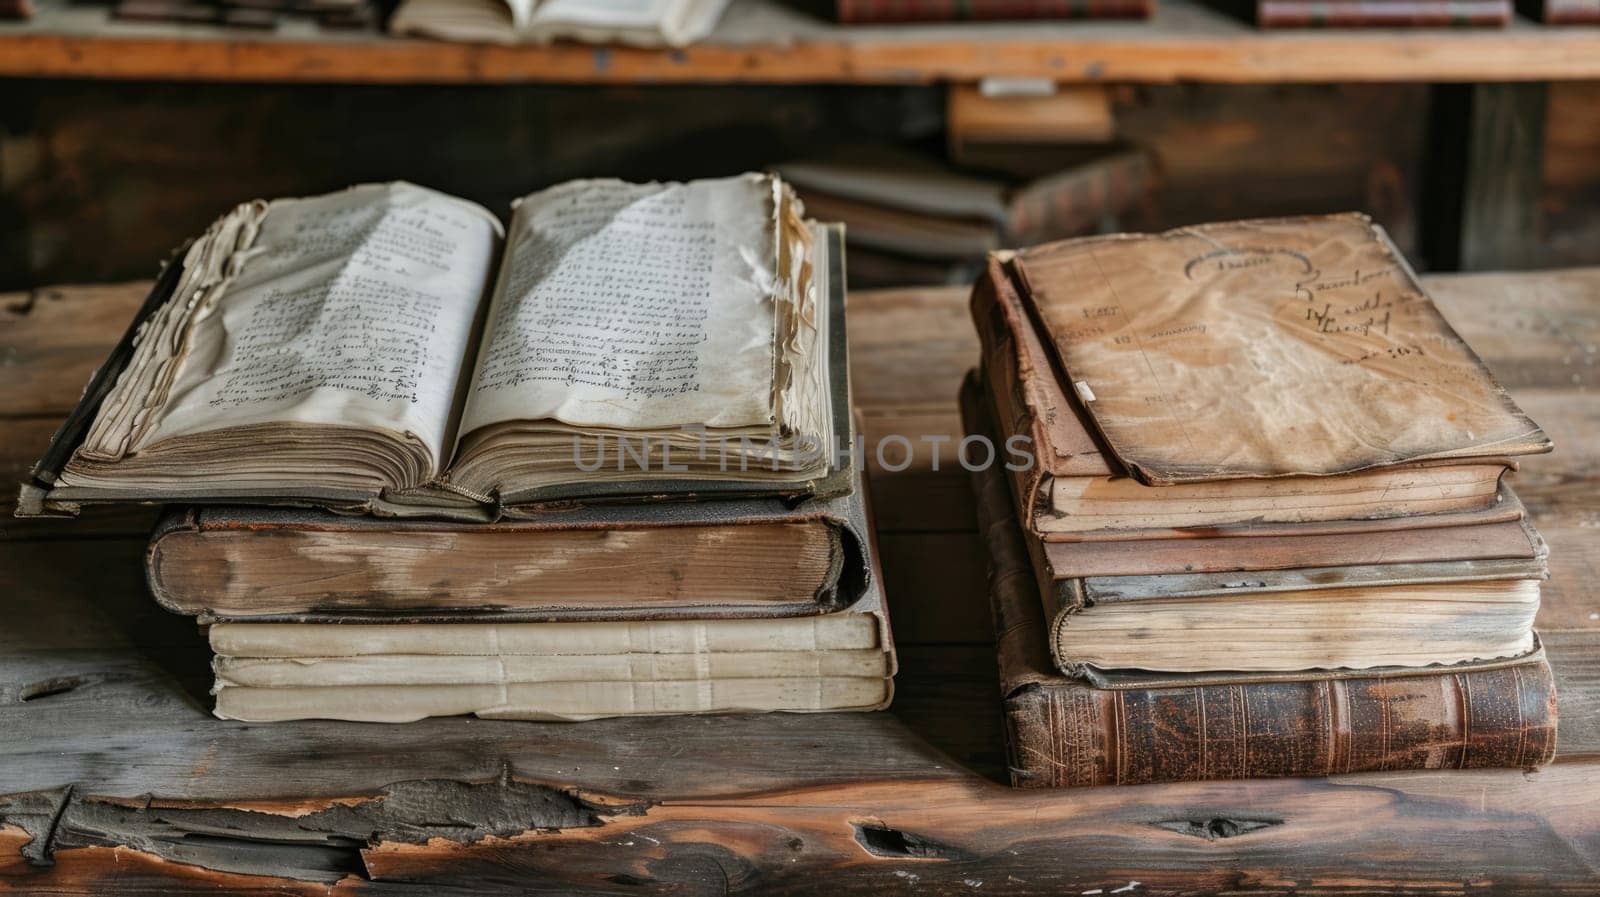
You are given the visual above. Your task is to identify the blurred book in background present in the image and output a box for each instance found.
[776,143,1154,288]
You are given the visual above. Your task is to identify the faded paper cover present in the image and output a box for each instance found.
[1011,214,1550,484]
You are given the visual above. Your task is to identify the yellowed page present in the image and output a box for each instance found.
[139,182,502,470]
[1013,214,1550,484]
[457,175,780,437]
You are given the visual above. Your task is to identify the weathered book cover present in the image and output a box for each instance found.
[147,461,877,622]
[971,249,1536,542]
[1009,214,1548,485]
[968,422,1558,788]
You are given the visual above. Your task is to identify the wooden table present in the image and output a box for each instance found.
[2,271,1598,894]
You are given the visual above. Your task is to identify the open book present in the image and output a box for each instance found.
[388,0,731,47]
[22,176,848,520]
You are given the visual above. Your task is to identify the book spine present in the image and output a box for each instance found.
[837,0,1151,23]
[1257,0,1512,26]
[1004,660,1558,787]
[969,262,1050,537]
[1002,151,1155,249]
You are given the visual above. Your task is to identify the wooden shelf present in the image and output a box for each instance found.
[3,0,1600,84]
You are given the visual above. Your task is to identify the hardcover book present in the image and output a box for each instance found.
[775,145,1153,262]
[969,215,1549,541]
[968,426,1558,788]
[146,462,878,622]
[961,373,1547,675]
[22,176,853,521]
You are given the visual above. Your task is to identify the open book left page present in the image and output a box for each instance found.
[31,182,503,510]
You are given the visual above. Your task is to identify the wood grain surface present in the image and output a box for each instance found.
[1,269,1599,893]
[4,0,1600,85]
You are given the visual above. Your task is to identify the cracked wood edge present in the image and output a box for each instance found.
[3,770,1600,894]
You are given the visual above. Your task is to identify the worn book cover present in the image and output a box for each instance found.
[1008,213,1549,485]
[147,460,878,622]
[972,226,1545,539]
[968,430,1558,788]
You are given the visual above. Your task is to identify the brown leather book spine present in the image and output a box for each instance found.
[1005,663,1558,787]
[1257,0,1512,26]
[837,0,1151,23]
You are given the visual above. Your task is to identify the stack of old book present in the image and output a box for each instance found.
[963,213,1558,787]
[22,174,895,723]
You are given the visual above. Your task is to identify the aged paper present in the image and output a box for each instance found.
[458,175,779,436]
[139,183,502,466]
[1014,214,1550,483]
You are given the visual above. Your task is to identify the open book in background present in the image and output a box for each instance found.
[388,0,731,46]
[774,143,1153,288]
[22,175,851,520]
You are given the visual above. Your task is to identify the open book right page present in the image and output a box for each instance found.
[1010,214,1551,485]
[458,175,781,436]
[440,174,833,505]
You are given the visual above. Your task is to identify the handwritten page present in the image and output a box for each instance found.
[1013,214,1550,484]
[457,175,779,436]
[141,182,502,466]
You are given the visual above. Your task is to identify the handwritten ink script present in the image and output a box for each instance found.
[144,183,499,462]
[458,176,780,435]
[207,276,443,408]
[1013,215,1545,479]
[476,186,716,400]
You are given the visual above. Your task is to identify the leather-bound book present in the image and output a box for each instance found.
[835,0,1151,23]
[967,421,1558,788]
[969,215,1549,544]
[1256,0,1512,26]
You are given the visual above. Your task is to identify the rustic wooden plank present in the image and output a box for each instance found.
[3,764,1600,895]
[6,0,1600,85]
